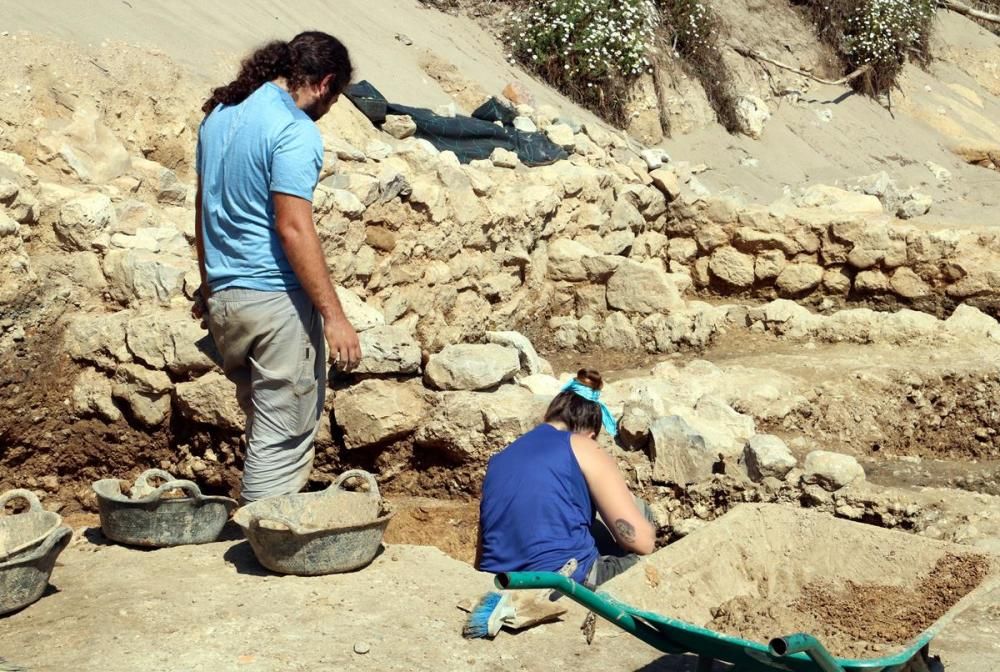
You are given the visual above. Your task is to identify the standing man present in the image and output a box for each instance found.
[194,31,362,503]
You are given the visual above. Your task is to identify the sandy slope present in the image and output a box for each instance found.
[5,0,999,227]
[1,0,591,118]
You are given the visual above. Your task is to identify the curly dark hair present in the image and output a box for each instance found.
[202,31,353,115]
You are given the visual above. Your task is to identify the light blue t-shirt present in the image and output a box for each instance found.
[196,82,323,292]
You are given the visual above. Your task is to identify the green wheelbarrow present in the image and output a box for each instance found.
[495,504,998,672]
[497,570,945,672]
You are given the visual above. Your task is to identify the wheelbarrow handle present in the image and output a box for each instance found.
[0,488,44,514]
[331,469,380,499]
[769,633,846,672]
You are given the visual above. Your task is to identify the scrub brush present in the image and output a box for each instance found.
[462,591,516,639]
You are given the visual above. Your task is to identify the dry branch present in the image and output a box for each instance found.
[730,44,871,86]
[938,0,1000,24]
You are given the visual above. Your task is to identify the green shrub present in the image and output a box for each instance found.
[801,0,936,95]
[505,0,657,124]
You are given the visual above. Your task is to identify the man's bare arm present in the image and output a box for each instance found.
[273,192,361,368]
[193,179,208,319]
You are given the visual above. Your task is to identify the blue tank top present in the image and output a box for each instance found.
[479,424,597,584]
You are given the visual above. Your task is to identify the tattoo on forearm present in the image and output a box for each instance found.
[614,518,636,543]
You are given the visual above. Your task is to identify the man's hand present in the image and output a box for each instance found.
[191,286,209,328]
[324,315,361,370]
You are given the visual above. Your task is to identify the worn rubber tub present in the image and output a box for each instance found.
[233,469,393,576]
[0,489,62,563]
[0,525,71,616]
[93,469,237,547]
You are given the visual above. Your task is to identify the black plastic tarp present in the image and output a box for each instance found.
[346,80,568,167]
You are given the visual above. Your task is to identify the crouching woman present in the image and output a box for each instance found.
[477,369,655,587]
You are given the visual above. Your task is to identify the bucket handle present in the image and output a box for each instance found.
[247,513,308,536]
[331,469,381,499]
[0,489,44,514]
[130,478,205,504]
[133,469,180,494]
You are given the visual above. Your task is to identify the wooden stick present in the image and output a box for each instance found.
[939,0,1000,24]
[729,43,871,86]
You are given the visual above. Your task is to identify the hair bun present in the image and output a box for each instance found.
[575,368,604,391]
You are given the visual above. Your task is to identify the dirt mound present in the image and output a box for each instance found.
[603,504,998,659]
[710,553,991,658]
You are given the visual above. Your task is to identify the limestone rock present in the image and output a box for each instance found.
[708,247,755,289]
[414,391,486,462]
[112,364,173,427]
[803,450,865,491]
[743,434,796,482]
[648,168,681,201]
[125,310,216,375]
[754,250,787,281]
[329,188,366,218]
[854,269,891,294]
[482,386,549,447]
[383,115,417,140]
[485,330,543,376]
[606,261,686,314]
[64,311,132,369]
[72,368,122,423]
[424,343,520,391]
[490,148,520,169]
[322,173,380,207]
[336,379,427,449]
[775,263,823,296]
[517,374,561,397]
[416,386,547,462]
[355,325,421,375]
[610,198,643,233]
[618,403,655,451]
[378,167,412,202]
[513,116,537,133]
[640,148,670,171]
[649,416,714,485]
[684,396,756,458]
[944,304,1000,340]
[174,372,245,432]
[736,95,770,139]
[600,313,641,350]
[336,288,385,332]
[797,185,882,215]
[890,267,931,299]
[547,238,599,282]
[56,193,115,251]
[37,107,131,183]
[103,249,192,306]
[545,124,575,151]
[897,192,932,219]
[668,238,698,263]
[157,169,189,206]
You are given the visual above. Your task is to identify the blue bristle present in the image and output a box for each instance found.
[462,591,504,639]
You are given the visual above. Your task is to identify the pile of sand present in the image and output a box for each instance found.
[603,504,997,659]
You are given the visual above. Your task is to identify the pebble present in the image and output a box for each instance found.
[354,642,371,655]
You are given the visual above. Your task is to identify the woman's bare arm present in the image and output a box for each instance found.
[571,435,655,555]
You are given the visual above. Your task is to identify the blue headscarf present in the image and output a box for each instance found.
[560,379,618,438]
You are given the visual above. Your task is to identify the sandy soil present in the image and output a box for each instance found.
[1,507,999,671]
[600,505,1000,661]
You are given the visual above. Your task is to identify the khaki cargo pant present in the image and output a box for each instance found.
[206,288,326,502]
